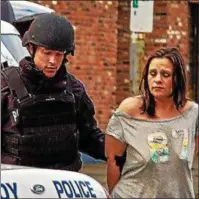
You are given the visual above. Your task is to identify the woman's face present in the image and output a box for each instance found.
[147,58,174,99]
[33,46,64,78]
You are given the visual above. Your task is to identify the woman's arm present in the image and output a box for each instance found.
[105,134,126,194]
[105,96,141,193]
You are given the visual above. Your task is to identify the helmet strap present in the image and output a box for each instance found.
[28,44,37,59]
[62,54,69,66]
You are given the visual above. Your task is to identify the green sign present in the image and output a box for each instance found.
[132,0,138,8]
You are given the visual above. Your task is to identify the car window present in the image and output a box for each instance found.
[1,34,29,64]
[1,41,18,67]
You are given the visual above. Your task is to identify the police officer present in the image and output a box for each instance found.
[1,13,106,171]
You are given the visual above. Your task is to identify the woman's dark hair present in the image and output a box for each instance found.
[139,47,187,117]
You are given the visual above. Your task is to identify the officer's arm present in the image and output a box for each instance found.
[1,76,10,131]
[77,91,106,161]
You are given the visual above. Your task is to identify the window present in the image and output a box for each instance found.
[1,34,29,64]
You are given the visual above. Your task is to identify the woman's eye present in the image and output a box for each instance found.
[150,71,156,76]
[162,73,170,77]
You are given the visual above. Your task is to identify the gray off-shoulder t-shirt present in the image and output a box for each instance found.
[106,102,198,198]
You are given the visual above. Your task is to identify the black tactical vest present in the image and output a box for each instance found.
[2,67,81,171]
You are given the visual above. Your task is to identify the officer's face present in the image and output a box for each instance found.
[34,46,64,78]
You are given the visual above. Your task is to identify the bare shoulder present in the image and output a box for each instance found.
[117,95,143,117]
[182,100,197,112]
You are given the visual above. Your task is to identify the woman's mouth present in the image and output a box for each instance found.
[153,87,164,90]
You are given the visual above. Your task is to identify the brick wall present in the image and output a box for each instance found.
[116,1,131,105]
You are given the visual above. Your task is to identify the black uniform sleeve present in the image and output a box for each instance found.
[1,75,10,133]
[76,91,106,161]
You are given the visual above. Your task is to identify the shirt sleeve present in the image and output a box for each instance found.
[106,113,126,143]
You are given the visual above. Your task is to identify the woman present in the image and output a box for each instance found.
[105,47,198,198]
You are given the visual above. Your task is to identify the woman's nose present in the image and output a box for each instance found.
[154,73,162,82]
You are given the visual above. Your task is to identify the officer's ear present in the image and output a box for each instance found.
[27,44,37,58]
[27,44,35,55]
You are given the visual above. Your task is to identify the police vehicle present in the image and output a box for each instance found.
[10,0,55,20]
[1,164,110,198]
[1,20,30,69]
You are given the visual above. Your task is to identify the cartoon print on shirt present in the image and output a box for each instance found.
[172,129,189,160]
[148,132,169,163]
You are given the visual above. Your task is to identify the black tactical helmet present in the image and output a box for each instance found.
[22,13,75,55]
